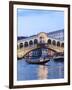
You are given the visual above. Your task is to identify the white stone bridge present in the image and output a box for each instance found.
[17,32,64,59]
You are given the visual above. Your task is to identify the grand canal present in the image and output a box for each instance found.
[17,58,64,81]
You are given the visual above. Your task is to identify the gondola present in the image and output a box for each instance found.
[25,58,50,64]
[53,56,64,61]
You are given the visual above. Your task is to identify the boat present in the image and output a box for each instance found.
[52,52,64,61]
[53,56,64,61]
[25,57,50,64]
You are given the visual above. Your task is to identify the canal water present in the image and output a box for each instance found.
[17,59,64,81]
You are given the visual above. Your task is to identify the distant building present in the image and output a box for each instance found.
[18,29,64,41]
[48,29,64,41]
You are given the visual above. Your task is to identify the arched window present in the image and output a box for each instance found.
[57,41,60,47]
[20,43,23,48]
[52,40,56,46]
[48,39,51,44]
[61,43,64,47]
[24,42,28,47]
[34,39,38,44]
[29,40,33,46]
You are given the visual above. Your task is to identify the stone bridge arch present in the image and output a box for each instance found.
[23,47,57,58]
[17,44,64,59]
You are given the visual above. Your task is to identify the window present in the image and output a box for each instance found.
[52,40,56,46]
[24,42,28,47]
[20,43,23,48]
[29,40,33,46]
[34,39,38,44]
[57,41,60,47]
[48,39,51,44]
[61,43,64,47]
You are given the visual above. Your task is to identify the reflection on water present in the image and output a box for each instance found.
[38,65,48,79]
[17,59,64,81]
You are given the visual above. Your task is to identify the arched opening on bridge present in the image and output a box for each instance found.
[24,42,28,47]
[20,43,23,48]
[61,43,64,47]
[48,39,51,44]
[57,41,60,47]
[29,40,33,46]
[52,40,56,46]
[39,36,45,44]
[34,39,38,44]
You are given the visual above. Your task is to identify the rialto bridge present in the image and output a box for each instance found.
[17,32,64,59]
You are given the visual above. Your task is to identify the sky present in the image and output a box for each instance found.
[17,9,64,36]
